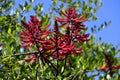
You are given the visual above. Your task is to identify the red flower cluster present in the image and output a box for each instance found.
[23,52,39,63]
[50,8,89,59]
[0,43,2,47]
[99,65,120,71]
[19,16,50,47]
[56,7,87,23]
[19,7,89,62]
[99,52,120,70]
[56,8,89,43]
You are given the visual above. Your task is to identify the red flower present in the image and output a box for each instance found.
[19,16,50,47]
[99,52,120,70]
[56,7,87,24]
[23,52,39,63]
[112,65,120,69]
[99,65,110,71]
[56,7,89,42]
[47,8,89,59]
[49,34,83,60]
[99,65,120,70]
[0,43,2,46]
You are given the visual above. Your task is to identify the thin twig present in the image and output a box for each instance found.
[54,20,59,76]
[35,59,39,80]
[3,52,38,58]
[61,55,67,75]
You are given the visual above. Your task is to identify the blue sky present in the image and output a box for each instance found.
[94,0,120,47]
[14,0,120,47]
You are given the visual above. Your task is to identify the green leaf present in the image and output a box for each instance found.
[26,4,32,10]
[8,27,11,34]
[107,21,112,26]
[77,0,81,7]
[19,4,23,10]
[93,8,97,13]
[89,0,93,4]
[92,16,97,20]
[67,0,72,4]
[0,16,6,22]
[24,1,28,8]
[30,0,34,3]
[60,3,64,8]
[42,13,49,25]
[52,0,57,6]
[94,0,97,6]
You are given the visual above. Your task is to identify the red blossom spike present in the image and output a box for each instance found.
[112,65,120,69]
[99,65,110,71]
[71,18,88,23]
[0,43,3,46]
[60,10,68,17]
[56,7,88,24]
[30,15,38,23]
[78,15,85,19]
[21,21,29,29]
[56,17,68,22]
[19,15,50,47]
[67,7,76,18]
[24,53,39,63]
[99,65,120,70]
[99,52,120,71]
[41,24,50,29]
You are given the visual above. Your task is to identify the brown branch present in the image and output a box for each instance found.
[3,52,38,58]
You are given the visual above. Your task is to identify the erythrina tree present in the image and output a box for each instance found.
[19,8,89,76]
[0,0,120,80]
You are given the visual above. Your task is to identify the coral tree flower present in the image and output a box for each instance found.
[99,52,120,70]
[56,7,87,23]
[19,16,50,47]
[0,43,2,46]
[56,7,89,42]
[99,65,120,71]
[0,42,3,50]
[23,52,39,63]
[50,38,77,59]
[47,7,89,60]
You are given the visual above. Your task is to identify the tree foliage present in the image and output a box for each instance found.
[0,0,120,80]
